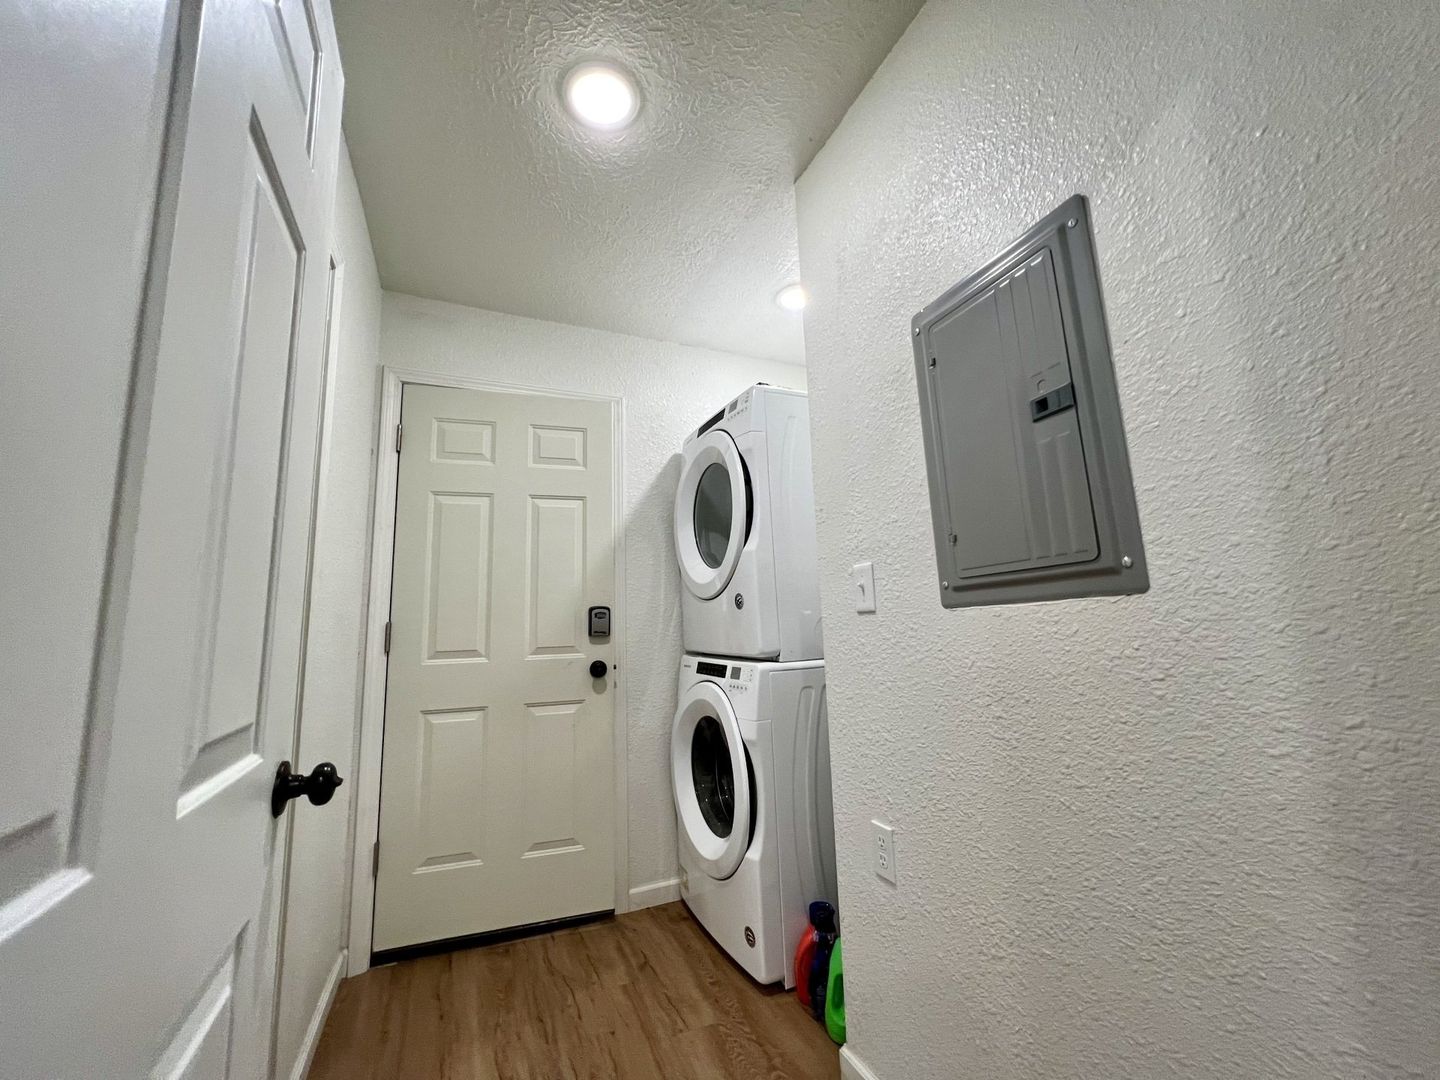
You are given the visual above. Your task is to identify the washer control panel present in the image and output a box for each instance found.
[693,658,756,696]
[726,662,756,697]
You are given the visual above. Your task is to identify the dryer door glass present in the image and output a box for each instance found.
[693,464,733,570]
[673,430,750,600]
[691,713,735,837]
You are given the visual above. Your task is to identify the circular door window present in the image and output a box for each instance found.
[671,681,752,879]
[693,464,733,570]
[674,430,749,599]
[690,714,735,837]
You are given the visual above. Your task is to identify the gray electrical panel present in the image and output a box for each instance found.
[912,195,1147,608]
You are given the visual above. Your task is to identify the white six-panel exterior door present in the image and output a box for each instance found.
[0,0,343,1075]
[373,384,617,953]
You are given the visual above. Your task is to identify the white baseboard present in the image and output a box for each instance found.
[839,1045,881,1080]
[627,877,681,910]
[288,949,346,1080]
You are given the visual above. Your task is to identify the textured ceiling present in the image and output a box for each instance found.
[334,1,925,363]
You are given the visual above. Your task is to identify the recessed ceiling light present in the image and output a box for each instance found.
[776,284,808,311]
[564,62,639,131]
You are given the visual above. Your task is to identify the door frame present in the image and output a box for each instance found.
[346,365,629,975]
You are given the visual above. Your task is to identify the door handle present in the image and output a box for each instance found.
[271,760,344,817]
[589,660,608,679]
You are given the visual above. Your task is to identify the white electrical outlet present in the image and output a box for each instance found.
[852,561,877,613]
[872,819,897,884]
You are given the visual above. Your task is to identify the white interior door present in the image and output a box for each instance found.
[0,0,343,1074]
[373,384,617,955]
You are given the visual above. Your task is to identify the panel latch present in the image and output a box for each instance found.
[1029,382,1075,421]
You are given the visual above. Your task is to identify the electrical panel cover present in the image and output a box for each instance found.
[912,195,1147,607]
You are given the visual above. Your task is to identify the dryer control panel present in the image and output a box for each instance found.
[725,389,752,422]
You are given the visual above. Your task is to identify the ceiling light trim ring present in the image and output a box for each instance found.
[563,61,640,132]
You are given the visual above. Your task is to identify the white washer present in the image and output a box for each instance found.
[671,654,837,987]
[674,385,823,661]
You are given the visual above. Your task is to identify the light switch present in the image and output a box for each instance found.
[852,561,876,613]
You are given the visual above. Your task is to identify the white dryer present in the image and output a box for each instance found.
[671,654,837,987]
[674,385,823,661]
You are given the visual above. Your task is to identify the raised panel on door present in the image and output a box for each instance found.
[433,418,496,464]
[520,701,586,859]
[424,493,493,662]
[0,809,63,912]
[270,0,323,151]
[529,425,587,469]
[526,496,586,658]
[414,708,488,872]
[183,128,304,801]
[0,0,189,942]
[150,942,239,1080]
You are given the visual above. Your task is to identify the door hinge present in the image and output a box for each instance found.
[383,621,392,654]
[395,423,403,453]
[372,841,379,878]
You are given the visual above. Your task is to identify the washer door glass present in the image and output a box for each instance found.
[690,714,735,837]
[673,430,749,599]
[693,464,733,571]
[671,680,752,879]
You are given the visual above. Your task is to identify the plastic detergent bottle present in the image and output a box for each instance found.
[806,901,838,1021]
[824,939,846,1044]
[794,924,817,1009]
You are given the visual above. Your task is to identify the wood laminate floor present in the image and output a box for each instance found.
[308,902,839,1080]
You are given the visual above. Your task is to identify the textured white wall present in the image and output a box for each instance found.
[795,2,1440,1078]
[274,143,384,1080]
[378,292,805,895]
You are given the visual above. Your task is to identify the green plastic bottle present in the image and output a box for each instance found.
[825,939,846,1045]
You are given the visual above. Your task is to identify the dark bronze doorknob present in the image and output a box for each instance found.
[271,760,344,817]
[589,660,608,678]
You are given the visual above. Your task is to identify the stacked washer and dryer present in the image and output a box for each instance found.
[669,384,838,987]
